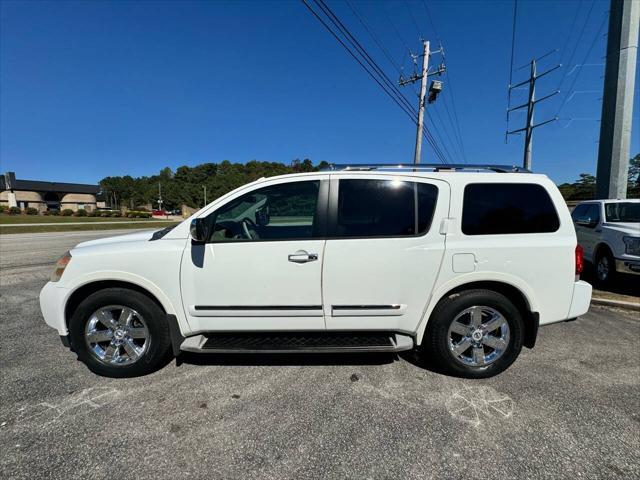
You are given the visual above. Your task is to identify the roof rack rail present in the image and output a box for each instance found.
[322,163,531,173]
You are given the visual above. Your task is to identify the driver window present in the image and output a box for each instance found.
[207,180,320,242]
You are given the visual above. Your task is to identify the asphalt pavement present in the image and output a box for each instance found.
[1,231,639,479]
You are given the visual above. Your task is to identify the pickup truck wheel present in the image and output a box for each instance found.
[425,289,524,379]
[68,288,172,378]
[595,250,615,286]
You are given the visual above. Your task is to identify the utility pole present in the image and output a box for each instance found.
[523,59,536,170]
[157,182,163,212]
[596,0,639,199]
[399,40,445,164]
[507,55,560,170]
[414,40,429,165]
[203,186,207,207]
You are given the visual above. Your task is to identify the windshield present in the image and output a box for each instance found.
[604,202,640,223]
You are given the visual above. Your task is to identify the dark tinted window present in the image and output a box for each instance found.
[334,179,438,238]
[585,204,600,223]
[462,183,559,235]
[571,204,588,221]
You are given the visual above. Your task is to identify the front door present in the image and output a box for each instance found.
[180,177,329,332]
[322,175,450,333]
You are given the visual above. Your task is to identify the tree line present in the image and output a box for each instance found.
[99,159,328,210]
[99,154,639,210]
[558,153,639,200]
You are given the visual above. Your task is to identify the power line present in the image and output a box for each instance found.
[312,0,416,116]
[381,2,413,56]
[315,0,450,163]
[508,0,518,88]
[555,13,607,116]
[557,0,584,67]
[416,3,468,163]
[421,0,440,41]
[439,81,468,162]
[301,0,449,163]
[403,0,423,39]
[430,103,463,162]
[344,0,403,76]
[300,0,415,119]
[555,0,597,93]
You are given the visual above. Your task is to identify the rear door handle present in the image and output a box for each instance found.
[288,250,318,263]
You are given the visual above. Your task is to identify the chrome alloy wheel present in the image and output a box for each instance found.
[84,305,149,366]
[447,306,510,368]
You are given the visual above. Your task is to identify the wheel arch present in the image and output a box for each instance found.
[64,279,167,328]
[416,279,539,349]
[594,241,614,260]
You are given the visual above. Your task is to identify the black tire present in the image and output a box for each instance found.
[595,248,616,287]
[68,288,172,378]
[423,289,524,379]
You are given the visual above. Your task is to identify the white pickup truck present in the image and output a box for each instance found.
[571,199,640,285]
[40,164,592,379]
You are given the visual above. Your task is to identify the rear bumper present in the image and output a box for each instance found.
[567,280,592,319]
[615,258,640,275]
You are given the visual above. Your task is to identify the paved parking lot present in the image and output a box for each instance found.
[1,231,639,479]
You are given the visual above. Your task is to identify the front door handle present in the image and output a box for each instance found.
[288,250,318,263]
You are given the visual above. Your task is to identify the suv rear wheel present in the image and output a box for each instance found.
[68,288,172,378]
[424,289,524,378]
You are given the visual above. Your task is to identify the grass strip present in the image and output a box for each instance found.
[0,222,179,235]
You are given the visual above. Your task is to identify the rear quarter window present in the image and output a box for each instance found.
[462,183,560,235]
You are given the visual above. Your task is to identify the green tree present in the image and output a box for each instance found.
[99,159,328,209]
[628,153,640,198]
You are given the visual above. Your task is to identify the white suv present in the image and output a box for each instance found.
[571,199,640,285]
[40,164,592,379]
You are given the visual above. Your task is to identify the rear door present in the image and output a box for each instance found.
[321,174,449,333]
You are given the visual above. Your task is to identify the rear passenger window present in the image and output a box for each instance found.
[462,183,560,235]
[334,179,438,238]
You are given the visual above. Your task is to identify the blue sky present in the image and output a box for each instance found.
[1,0,637,185]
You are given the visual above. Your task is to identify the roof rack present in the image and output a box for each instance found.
[322,163,531,173]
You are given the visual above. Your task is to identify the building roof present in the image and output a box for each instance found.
[0,177,100,195]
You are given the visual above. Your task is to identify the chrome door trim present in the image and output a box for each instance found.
[330,304,406,317]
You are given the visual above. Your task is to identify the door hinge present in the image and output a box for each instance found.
[439,218,453,235]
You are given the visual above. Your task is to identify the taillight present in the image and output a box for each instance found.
[575,244,584,276]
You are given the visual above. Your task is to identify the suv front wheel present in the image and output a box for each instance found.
[68,288,172,378]
[424,289,524,378]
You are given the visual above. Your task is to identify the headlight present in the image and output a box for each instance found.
[50,251,72,282]
[623,236,640,256]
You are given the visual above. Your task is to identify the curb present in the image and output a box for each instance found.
[591,297,640,312]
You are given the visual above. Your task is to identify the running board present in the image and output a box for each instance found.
[180,332,414,354]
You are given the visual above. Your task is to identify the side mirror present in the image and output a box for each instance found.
[576,216,597,228]
[190,218,210,243]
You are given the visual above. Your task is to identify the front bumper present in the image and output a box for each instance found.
[39,282,70,336]
[615,258,640,275]
[567,280,592,318]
